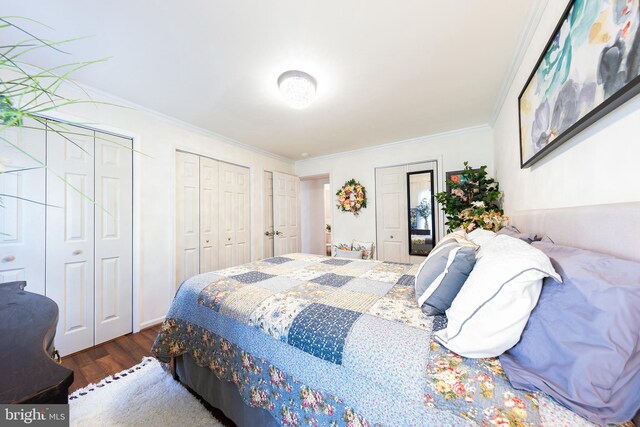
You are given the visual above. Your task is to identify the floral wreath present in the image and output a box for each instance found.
[336,179,367,217]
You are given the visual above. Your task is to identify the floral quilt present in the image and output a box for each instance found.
[152,253,620,427]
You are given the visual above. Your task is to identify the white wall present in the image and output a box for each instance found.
[295,126,494,251]
[300,176,330,255]
[493,1,640,213]
[29,84,294,329]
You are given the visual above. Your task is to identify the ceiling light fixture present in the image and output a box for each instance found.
[277,70,316,109]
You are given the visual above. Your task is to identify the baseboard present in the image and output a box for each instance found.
[140,316,166,330]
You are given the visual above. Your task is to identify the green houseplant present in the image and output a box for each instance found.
[435,162,506,233]
[0,17,133,213]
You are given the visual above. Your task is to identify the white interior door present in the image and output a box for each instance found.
[46,124,95,356]
[94,132,133,345]
[199,157,219,273]
[175,151,200,287]
[273,172,300,256]
[0,118,46,295]
[219,162,250,268]
[375,165,409,263]
[264,171,274,259]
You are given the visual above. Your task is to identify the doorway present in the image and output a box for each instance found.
[300,175,331,256]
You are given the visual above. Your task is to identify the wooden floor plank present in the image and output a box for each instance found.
[117,334,148,361]
[76,359,108,387]
[61,326,160,393]
[61,357,87,391]
[141,327,160,342]
[130,330,155,353]
[102,340,138,368]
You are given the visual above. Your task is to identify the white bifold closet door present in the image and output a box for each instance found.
[0,118,46,295]
[47,127,133,355]
[175,152,250,284]
[46,127,96,355]
[219,161,250,269]
[199,157,219,273]
[263,171,274,259]
[94,132,133,345]
[273,172,300,256]
[175,151,200,287]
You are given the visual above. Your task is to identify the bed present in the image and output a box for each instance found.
[152,202,640,426]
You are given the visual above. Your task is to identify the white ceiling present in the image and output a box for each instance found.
[5,1,535,159]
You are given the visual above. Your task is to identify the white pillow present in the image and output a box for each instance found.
[466,228,496,247]
[435,235,561,358]
[335,249,364,259]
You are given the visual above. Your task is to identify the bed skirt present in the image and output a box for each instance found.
[174,353,279,427]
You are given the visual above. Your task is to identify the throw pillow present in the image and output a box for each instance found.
[414,241,477,315]
[352,240,374,260]
[434,235,561,358]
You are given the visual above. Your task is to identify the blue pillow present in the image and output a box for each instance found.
[499,241,640,424]
[414,242,476,315]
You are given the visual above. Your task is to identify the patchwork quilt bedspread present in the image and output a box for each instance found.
[152,254,605,427]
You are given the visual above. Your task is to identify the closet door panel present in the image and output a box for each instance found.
[46,126,95,356]
[176,152,199,287]
[218,162,250,268]
[219,164,235,269]
[0,118,46,295]
[273,172,300,256]
[235,166,250,264]
[199,157,218,273]
[94,133,133,345]
[263,171,274,259]
[375,165,409,263]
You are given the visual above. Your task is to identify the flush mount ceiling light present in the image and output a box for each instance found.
[277,70,317,109]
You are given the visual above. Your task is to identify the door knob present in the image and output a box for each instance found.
[275,231,283,236]
[206,240,210,243]
[2,255,15,262]
[228,237,231,241]
[390,235,394,239]
[72,250,82,255]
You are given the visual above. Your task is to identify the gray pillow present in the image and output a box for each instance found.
[414,243,476,315]
[500,241,640,424]
[496,225,536,243]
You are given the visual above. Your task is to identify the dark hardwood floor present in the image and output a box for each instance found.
[62,325,160,393]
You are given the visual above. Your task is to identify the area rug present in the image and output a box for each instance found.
[69,357,224,427]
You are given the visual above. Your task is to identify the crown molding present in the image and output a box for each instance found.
[295,123,491,164]
[70,82,295,164]
[489,0,550,126]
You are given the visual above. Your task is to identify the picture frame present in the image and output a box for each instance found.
[518,0,640,168]
[446,169,480,194]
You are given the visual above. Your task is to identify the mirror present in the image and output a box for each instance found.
[407,170,435,256]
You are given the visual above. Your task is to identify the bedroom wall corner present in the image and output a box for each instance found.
[294,126,494,253]
[492,1,640,214]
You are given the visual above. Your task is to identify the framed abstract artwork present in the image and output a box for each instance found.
[518,0,640,168]
[445,169,480,194]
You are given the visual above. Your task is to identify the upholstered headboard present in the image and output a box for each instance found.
[510,202,640,263]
